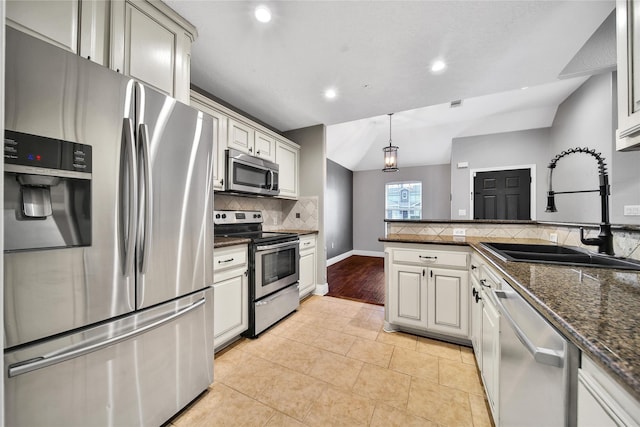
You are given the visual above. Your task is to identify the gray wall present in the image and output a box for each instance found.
[451,72,640,226]
[284,125,328,285]
[326,160,353,259]
[353,164,451,253]
[539,72,616,223]
[451,128,551,220]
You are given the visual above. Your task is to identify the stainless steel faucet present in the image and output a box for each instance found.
[546,147,614,255]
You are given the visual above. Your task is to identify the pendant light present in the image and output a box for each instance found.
[382,113,399,172]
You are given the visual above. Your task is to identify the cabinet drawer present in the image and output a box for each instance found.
[214,245,248,272]
[299,234,316,251]
[393,248,468,268]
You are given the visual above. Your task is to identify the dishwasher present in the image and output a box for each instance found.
[492,281,579,426]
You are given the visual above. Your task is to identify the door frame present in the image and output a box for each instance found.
[469,164,537,220]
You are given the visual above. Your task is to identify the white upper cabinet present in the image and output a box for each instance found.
[227,119,256,154]
[275,139,299,199]
[7,0,195,102]
[254,131,276,162]
[7,0,79,54]
[191,90,300,198]
[616,0,640,150]
[111,0,196,103]
[227,119,276,162]
[190,91,228,191]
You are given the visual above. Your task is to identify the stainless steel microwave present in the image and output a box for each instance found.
[225,148,280,196]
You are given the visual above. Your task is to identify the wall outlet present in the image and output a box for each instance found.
[624,205,640,216]
[295,212,301,218]
[453,228,466,236]
[549,233,558,243]
[458,209,467,217]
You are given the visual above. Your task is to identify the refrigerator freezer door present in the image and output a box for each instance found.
[134,83,214,309]
[4,27,136,348]
[5,288,214,426]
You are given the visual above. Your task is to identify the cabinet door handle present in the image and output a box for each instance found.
[480,279,491,288]
[218,258,234,264]
[430,270,433,278]
[422,269,425,277]
[471,264,477,270]
[257,150,261,155]
[249,147,253,153]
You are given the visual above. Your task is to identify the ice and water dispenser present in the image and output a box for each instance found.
[4,130,92,251]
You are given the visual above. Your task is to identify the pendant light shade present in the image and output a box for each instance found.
[382,113,399,172]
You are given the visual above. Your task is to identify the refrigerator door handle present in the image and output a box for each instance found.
[119,118,138,276]
[138,123,152,274]
[493,289,564,368]
[7,297,206,378]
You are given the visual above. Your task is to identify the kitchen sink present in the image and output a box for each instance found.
[480,242,640,271]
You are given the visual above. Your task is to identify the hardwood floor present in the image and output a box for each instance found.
[327,256,385,306]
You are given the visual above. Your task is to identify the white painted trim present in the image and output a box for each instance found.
[326,250,354,266]
[314,283,329,296]
[469,164,537,220]
[353,250,385,258]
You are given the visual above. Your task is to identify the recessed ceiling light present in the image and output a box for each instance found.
[521,86,529,90]
[324,88,337,100]
[431,59,447,73]
[254,5,272,23]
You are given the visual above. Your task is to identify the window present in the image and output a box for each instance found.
[385,181,422,219]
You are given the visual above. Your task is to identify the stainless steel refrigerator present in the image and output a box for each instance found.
[4,27,214,426]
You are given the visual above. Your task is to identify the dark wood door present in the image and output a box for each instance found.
[473,169,531,220]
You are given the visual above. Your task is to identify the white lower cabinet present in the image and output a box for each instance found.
[578,355,640,426]
[388,264,428,329]
[385,243,469,339]
[299,234,317,298]
[428,268,469,337]
[481,288,500,420]
[213,245,248,350]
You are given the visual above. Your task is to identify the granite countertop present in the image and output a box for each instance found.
[214,230,318,248]
[275,229,319,236]
[214,236,251,248]
[381,233,640,401]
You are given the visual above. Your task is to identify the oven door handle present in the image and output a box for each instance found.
[256,240,299,251]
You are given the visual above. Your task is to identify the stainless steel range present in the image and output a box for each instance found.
[214,210,299,337]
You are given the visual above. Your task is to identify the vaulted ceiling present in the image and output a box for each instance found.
[165,0,615,171]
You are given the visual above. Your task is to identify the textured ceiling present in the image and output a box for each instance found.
[165,0,615,170]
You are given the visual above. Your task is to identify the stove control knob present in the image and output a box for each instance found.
[256,214,261,218]
[215,214,220,219]
[221,213,227,219]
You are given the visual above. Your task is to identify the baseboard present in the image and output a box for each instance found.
[326,250,354,267]
[314,282,329,296]
[353,250,385,258]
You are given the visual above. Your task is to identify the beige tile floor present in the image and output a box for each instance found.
[170,295,494,427]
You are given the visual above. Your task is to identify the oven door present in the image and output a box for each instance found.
[254,240,299,300]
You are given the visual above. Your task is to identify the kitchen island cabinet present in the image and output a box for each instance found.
[381,231,640,424]
[385,243,470,342]
[578,355,640,426]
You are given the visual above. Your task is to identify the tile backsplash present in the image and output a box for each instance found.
[386,222,640,261]
[215,194,318,231]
